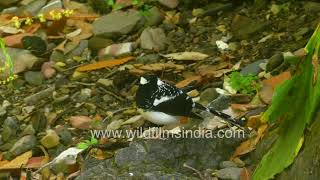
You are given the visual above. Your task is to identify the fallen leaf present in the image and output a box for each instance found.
[240,167,252,180]
[162,52,209,61]
[175,75,202,88]
[262,71,291,89]
[4,33,33,47]
[259,84,274,104]
[232,124,268,158]
[231,103,259,112]
[76,57,134,72]
[0,151,32,170]
[0,26,24,34]
[129,63,184,75]
[26,156,47,168]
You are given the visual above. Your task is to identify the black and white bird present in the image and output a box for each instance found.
[135,75,244,127]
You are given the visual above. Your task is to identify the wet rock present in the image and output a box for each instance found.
[78,135,244,179]
[24,0,46,15]
[240,59,268,76]
[40,129,60,149]
[1,7,18,14]
[220,161,238,168]
[39,0,62,14]
[92,10,145,38]
[1,117,19,142]
[20,125,36,136]
[77,88,92,102]
[99,42,134,58]
[68,40,88,57]
[50,50,65,62]
[200,88,219,106]
[215,167,242,180]
[231,14,268,39]
[0,48,39,74]
[140,28,167,51]
[145,7,164,26]
[97,78,113,87]
[24,86,55,105]
[208,95,231,111]
[266,53,284,72]
[0,0,19,6]
[55,126,73,145]
[24,71,44,85]
[88,37,113,51]
[9,135,37,157]
[303,1,320,13]
[41,61,56,79]
[158,0,179,9]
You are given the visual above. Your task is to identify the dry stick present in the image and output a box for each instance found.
[98,87,125,102]
[183,163,205,180]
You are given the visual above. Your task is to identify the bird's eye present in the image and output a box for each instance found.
[140,77,148,85]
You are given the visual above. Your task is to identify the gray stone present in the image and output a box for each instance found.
[24,71,44,85]
[1,117,19,142]
[158,0,179,9]
[266,53,284,72]
[39,0,62,14]
[9,135,37,157]
[216,167,242,180]
[145,7,164,26]
[140,28,167,51]
[99,42,134,57]
[50,50,65,62]
[1,7,18,14]
[240,59,268,76]
[24,0,46,15]
[68,40,88,57]
[0,48,39,75]
[93,10,145,38]
[88,37,113,51]
[0,107,6,117]
[77,132,245,179]
[40,129,60,148]
[20,125,36,136]
[220,161,238,168]
[232,14,268,39]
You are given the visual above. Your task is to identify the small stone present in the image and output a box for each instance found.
[2,117,19,142]
[140,28,167,51]
[259,84,273,104]
[39,0,62,14]
[97,78,113,87]
[99,42,134,58]
[25,0,47,15]
[240,59,268,76]
[266,53,283,72]
[88,37,113,51]
[102,94,114,103]
[24,71,44,85]
[158,0,179,9]
[220,161,238,168]
[69,116,93,130]
[92,10,145,38]
[40,129,60,149]
[107,119,124,130]
[145,7,164,26]
[77,88,92,102]
[9,135,37,157]
[55,126,73,145]
[41,61,56,79]
[231,14,267,39]
[192,8,204,17]
[20,125,36,136]
[215,167,242,180]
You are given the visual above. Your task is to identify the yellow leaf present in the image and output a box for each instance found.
[0,151,32,170]
[76,56,134,72]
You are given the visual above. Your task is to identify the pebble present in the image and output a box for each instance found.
[97,78,113,87]
[99,42,134,58]
[24,71,44,85]
[9,135,37,157]
[158,0,179,9]
[69,116,93,130]
[220,161,238,168]
[39,0,62,14]
[200,88,219,105]
[140,28,167,51]
[40,129,60,149]
[215,167,243,180]
[240,59,268,76]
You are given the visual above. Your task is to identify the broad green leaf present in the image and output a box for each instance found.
[77,142,89,150]
[253,24,320,180]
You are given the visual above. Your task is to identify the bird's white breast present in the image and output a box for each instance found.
[138,109,180,125]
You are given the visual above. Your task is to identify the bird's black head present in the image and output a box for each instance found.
[135,75,159,109]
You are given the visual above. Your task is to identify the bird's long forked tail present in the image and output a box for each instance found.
[194,102,246,130]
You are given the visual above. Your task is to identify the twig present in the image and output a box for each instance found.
[98,87,125,102]
[183,163,205,180]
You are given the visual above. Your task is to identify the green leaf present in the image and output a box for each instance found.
[253,24,320,180]
[90,136,98,145]
[77,142,89,150]
[132,0,140,5]
[106,0,114,6]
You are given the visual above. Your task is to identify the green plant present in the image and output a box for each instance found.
[228,71,260,94]
[105,0,151,16]
[0,38,17,85]
[77,136,98,150]
[253,24,320,180]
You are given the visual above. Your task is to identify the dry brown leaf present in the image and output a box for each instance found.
[130,63,185,75]
[0,151,32,170]
[26,156,47,169]
[240,167,252,180]
[3,33,33,47]
[162,52,209,61]
[262,71,291,89]
[175,75,202,88]
[76,56,134,72]
[231,103,259,112]
[232,124,268,158]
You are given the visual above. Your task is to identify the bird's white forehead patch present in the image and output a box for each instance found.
[140,77,148,85]
[157,79,164,86]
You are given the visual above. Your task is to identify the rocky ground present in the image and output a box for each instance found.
[0,0,319,179]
